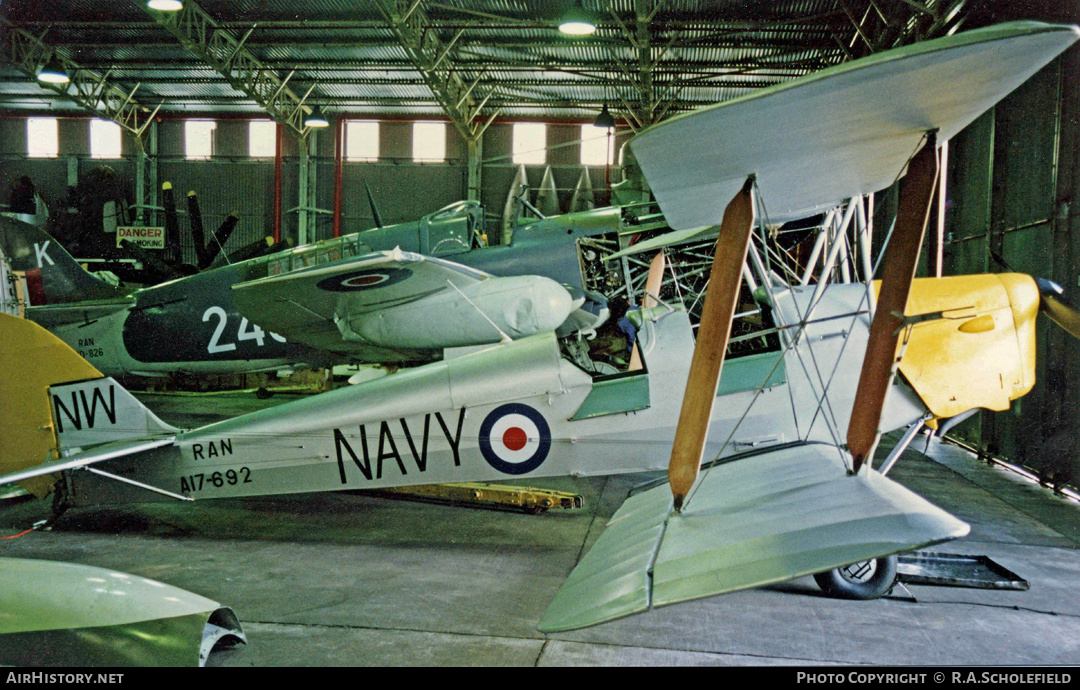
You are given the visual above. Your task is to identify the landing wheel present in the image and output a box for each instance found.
[813,555,897,600]
[255,387,273,399]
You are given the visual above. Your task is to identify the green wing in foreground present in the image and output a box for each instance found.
[0,557,245,666]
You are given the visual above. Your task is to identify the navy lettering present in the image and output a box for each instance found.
[399,416,430,472]
[334,428,372,482]
[435,409,466,467]
[377,421,407,478]
[333,407,466,484]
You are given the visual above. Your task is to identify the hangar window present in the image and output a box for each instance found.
[412,121,445,163]
[346,120,379,161]
[249,120,276,157]
[185,120,216,160]
[26,117,58,158]
[580,124,613,166]
[90,119,122,159]
[512,123,546,164]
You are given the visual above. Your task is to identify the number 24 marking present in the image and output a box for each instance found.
[202,306,287,354]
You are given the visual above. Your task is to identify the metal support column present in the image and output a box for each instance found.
[467,135,483,203]
[273,122,283,243]
[135,121,159,226]
[298,130,310,246]
[333,117,344,238]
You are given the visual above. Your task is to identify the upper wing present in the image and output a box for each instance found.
[604,224,717,262]
[538,442,968,632]
[233,248,573,358]
[630,21,1080,228]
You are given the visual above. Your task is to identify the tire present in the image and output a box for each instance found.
[255,387,273,399]
[813,555,898,600]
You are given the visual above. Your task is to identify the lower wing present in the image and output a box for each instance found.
[539,442,968,632]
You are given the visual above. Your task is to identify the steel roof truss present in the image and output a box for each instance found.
[141,0,319,136]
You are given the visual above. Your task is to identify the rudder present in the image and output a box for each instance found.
[1,313,103,496]
[0,215,127,305]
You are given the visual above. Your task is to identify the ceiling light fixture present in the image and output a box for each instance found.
[147,0,184,11]
[559,2,597,36]
[304,106,330,128]
[592,103,615,129]
[37,57,70,85]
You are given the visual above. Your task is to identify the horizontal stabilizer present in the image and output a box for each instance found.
[0,437,175,487]
[538,443,968,632]
[24,300,132,329]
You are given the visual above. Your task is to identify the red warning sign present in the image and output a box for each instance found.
[116,226,165,249]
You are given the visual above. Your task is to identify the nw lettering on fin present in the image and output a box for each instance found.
[52,385,117,433]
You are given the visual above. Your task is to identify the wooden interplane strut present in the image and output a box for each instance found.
[847,132,940,473]
[628,250,666,371]
[668,177,756,510]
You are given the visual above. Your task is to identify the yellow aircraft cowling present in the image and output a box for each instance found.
[894,274,1039,420]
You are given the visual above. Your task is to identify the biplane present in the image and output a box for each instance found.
[2,22,1079,638]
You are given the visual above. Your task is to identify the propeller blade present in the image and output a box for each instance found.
[364,179,384,229]
[161,181,182,266]
[119,239,185,281]
[668,177,756,511]
[201,212,239,269]
[848,132,940,474]
[187,190,209,268]
[986,252,1080,340]
[221,236,275,264]
[628,250,665,371]
[1036,278,1080,340]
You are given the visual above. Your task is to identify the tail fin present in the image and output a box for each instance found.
[0,215,127,305]
[0,313,174,497]
[2,312,102,496]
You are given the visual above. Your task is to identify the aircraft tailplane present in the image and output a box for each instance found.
[0,215,127,306]
[0,313,175,497]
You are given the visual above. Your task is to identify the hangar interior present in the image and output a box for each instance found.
[2,0,1080,667]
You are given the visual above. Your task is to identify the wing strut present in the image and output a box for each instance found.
[847,131,940,474]
[628,250,666,371]
[668,176,756,510]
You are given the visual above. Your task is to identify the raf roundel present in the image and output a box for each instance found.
[478,403,552,475]
[317,266,411,292]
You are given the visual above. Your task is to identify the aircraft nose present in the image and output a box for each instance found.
[516,276,575,334]
[478,275,574,336]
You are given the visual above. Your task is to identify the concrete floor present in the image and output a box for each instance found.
[2,391,1080,666]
